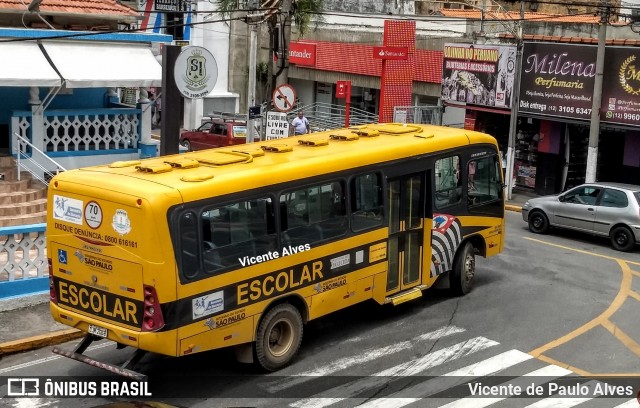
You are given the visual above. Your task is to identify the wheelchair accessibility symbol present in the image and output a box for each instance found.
[58,249,68,264]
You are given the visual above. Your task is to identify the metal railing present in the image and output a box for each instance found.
[14,133,66,185]
[287,102,379,132]
[393,106,443,125]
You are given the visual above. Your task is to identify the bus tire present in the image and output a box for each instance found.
[255,303,303,371]
[450,242,475,296]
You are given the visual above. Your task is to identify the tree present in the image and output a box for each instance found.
[215,0,324,94]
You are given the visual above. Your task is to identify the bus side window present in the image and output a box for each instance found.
[435,155,461,209]
[351,173,383,231]
[468,155,501,206]
[201,197,277,276]
[179,212,201,280]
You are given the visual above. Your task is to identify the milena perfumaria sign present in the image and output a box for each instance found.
[519,42,640,126]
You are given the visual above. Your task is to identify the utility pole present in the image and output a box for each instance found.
[505,2,524,200]
[585,1,608,183]
[247,22,258,143]
[275,0,293,87]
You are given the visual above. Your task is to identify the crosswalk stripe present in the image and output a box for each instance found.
[263,325,466,393]
[613,400,640,408]
[523,397,593,407]
[443,349,534,377]
[437,365,573,408]
[523,380,600,408]
[356,350,537,408]
[289,336,498,408]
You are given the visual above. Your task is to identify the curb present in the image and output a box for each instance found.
[506,204,522,213]
[0,328,83,356]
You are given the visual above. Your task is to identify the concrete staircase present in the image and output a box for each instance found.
[0,156,48,227]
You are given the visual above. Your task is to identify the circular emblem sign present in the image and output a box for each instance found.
[84,201,103,230]
[174,46,218,99]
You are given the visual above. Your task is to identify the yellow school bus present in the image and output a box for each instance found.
[47,123,505,378]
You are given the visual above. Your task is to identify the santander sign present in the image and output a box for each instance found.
[289,42,317,67]
[373,46,409,60]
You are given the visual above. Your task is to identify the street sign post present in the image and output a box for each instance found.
[265,111,290,139]
[272,84,296,112]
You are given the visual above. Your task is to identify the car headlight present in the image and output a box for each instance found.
[523,201,531,209]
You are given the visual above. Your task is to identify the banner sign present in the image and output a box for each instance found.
[289,42,317,67]
[601,47,640,126]
[155,0,180,12]
[441,43,516,109]
[518,42,597,120]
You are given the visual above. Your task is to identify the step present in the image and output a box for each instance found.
[0,156,15,168]
[0,198,47,216]
[0,178,32,193]
[0,186,47,205]
[0,211,47,227]
[0,166,18,181]
[385,287,424,306]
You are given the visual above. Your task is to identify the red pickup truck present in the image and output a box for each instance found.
[179,119,259,151]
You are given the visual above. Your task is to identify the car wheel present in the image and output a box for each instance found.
[610,225,635,252]
[528,211,549,234]
[255,303,303,371]
[450,242,475,296]
[180,139,192,152]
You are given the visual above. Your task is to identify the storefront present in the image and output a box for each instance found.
[517,42,640,193]
[287,21,442,122]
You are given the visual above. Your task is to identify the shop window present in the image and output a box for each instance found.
[514,128,539,189]
[435,156,462,209]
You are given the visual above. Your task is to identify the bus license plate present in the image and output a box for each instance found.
[88,324,107,338]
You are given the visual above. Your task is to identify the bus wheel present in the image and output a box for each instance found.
[450,242,475,296]
[255,303,303,371]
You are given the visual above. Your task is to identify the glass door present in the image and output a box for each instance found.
[386,173,424,292]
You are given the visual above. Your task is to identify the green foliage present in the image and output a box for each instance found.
[293,0,325,36]
[215,0,238,19]
[256,62,268,82]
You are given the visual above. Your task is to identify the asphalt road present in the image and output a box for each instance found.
[1,211,639,408]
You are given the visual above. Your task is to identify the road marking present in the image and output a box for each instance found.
[356,350,535,408]
[264,325,465,393]
[523,237,639,376]
[523,397,594,408]
[436,365,572,408]
[0,341,112,373]
[522,380,602,408]
[613,400,640,407]
[289,336,498,408]
[529,259,631,365]
[523,237,640,266]
[601,319,640,358]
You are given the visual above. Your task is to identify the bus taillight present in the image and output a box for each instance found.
[49,258,58,304]
[142,285,165,331]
